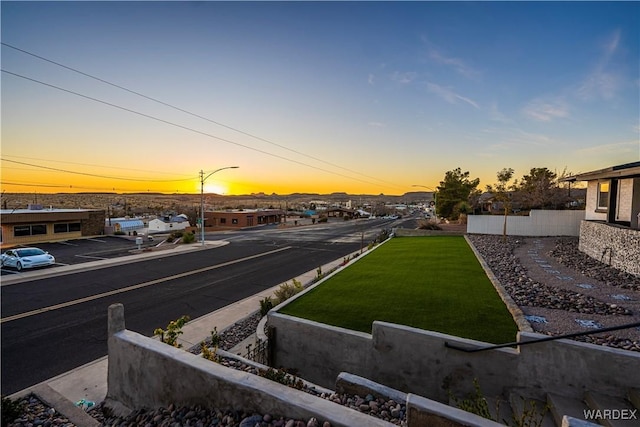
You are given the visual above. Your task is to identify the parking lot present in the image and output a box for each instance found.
[1,235,162,275]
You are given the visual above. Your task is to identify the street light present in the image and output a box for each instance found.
[412,184,437,220]
[200,166,239,246]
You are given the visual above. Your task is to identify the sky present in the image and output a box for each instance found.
[1,1,639,196]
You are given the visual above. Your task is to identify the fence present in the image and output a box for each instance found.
[467,210,584,236]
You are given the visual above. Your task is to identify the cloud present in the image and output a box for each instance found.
[368,74,375,85]
[576,140,640,156]
[368,121,385,127]
[424,43,480,80]
[576,29,623,101]
[426,82,479,109]
[482,127,551,148]
[391,71,417,84]
[488,103,512,124]
[522,97,569,122]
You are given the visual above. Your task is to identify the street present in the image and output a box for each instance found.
[1,218,402,395]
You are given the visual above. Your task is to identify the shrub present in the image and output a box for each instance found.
[273,279,304,305]
[154,315,190,348]
[260,297,274,317]
[258,368,304,390]
[417,219,442,230]
[182,231,196,244]
[2,395,24,425]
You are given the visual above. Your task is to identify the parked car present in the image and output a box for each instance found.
[1,247,56,271]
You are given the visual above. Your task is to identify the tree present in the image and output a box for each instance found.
[435,168,481,220]
[486,168,515,241]
[515,167,569,210]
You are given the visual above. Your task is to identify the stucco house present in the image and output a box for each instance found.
[1,205,105,248]
[563,161,640,276]
[147,214,191,234]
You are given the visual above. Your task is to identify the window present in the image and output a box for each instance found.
[14,226,31,236]
[232,218,238,224]
[54,222,82,233]
[13,224,47,236]
[597,181,609,211]
[220,218,226,224]
[31,224,47,235]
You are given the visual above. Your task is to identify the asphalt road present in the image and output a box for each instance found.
[1,218,401,395]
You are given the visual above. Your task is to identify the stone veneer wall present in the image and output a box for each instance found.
[578,220,640,277]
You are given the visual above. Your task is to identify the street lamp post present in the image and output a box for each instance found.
[200,166,239,246]
[412,184,437,220]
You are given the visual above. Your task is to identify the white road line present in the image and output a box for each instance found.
[0,246,291,324]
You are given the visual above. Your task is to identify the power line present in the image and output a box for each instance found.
[1,154,196,178]
[2,69,398,190]
[0,180,194,193]
[1,42,403,190]
[1,158,196,182]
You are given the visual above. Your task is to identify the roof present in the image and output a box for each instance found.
[0,208,99,215]
[561,161,640,182]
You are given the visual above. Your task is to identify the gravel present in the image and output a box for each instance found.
[6,234,638,426]
[467,234,640,351]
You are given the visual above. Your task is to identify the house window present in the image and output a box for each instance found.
[14,224,47,236]
[54,222,82,233]
[232,218,238,224]
[220,218,226,224]
[597,181,609,211]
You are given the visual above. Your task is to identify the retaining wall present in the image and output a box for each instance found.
[578,220,640,276]
[104,304,395,427]
[269,313,640,403]
[467,210,585,236]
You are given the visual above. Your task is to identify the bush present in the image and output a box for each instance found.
[417,219,442,230]
[154,315,190,348]
[2,395,24,425]
[273,279,304,305]
[182,231,196,244]
[260,297,274,317]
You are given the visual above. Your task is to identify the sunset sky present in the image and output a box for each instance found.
[2,1,638,196]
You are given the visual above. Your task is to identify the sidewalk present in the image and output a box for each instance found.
[9,243,353,421]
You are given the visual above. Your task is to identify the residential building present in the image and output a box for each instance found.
[148,214,191,234]
[563,161,640,276]
[1,205,106,248]
[204,209,284,229]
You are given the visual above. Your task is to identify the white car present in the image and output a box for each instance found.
[1,247,56,271]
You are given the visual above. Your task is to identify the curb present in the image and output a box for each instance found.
[464,235,533,333]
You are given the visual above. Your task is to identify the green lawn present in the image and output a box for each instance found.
[279,236,518,344]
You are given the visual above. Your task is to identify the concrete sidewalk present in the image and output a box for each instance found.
[9,243,352,418]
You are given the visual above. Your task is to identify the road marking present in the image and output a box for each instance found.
[0,246,291,324]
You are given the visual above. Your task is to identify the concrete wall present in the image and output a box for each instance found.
[105,304,395,427]
[269,313,640,403]
[578,220,640,276]
[467,210,585,236]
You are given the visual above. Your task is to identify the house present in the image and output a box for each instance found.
[205,209,284,229]
[1,205,106,248]
[148,214,191,234]
[562,161,640,276]
[105,217,145,235]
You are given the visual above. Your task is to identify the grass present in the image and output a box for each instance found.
[279,236,518,344]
